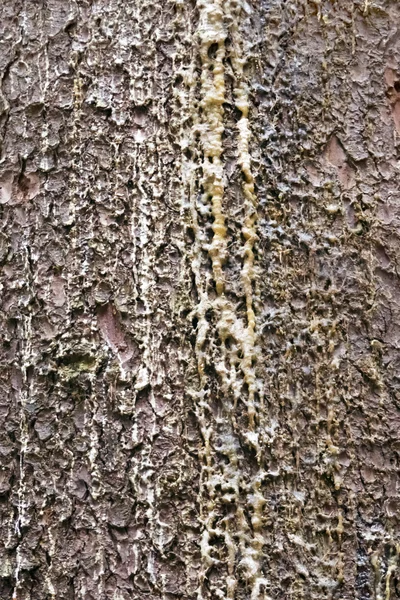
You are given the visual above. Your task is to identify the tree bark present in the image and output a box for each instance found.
[0,0,400,599]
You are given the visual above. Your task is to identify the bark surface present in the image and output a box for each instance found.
[0,0,400,599]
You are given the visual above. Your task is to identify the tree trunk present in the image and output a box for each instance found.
[1,0,399,598]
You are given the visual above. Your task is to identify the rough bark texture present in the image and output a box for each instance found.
[1,0,400,599]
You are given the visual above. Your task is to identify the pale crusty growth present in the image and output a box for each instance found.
[192,1,267,596]
[197,0,228,297]
[1,0,400,599]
